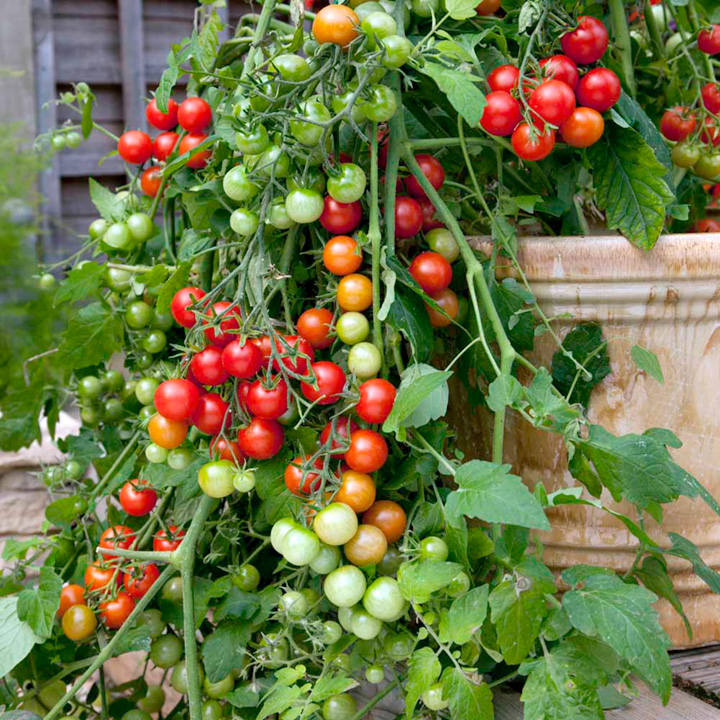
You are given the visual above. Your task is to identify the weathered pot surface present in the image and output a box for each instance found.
[457,233,720,648]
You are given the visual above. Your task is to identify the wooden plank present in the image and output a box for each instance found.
[671,647,720,703]
[56,84,124,123]
[54,16,122,84]
[118,0,147,131]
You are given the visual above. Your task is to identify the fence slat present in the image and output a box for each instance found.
[118,0,147,132]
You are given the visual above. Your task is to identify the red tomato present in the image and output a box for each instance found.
[576,68,621,113]
[178,97,212,133]
[273,335,315,376]
[560,16,609,64]
[357,379,396,424]
[85,563,120,592]
[320,197,363,234]
[693,218,720,232]
[155,378,201,421]
[320,416,359,456]
[698,25,720,55]
[301,361,347,405]
[58,584,86,618]
[480,91,522,136]
[511,123,556,161]
[192,392,229,435]
[148,414,188,449]
[417,197,443,232]
[404,154,445,199]
[153,131,180,161]
[395,196,423,239]
[246,378,289,419]
[701,116,720,147]
[475,0,500,15]
[560,107,605,148]
[487,64,520,92]
[210,435,244,462]
[153,526,185,552]
[119,479,157,517]
[297,308,335,350]
[146,98,178,131]
[345,429,388,473]
[539,55,579,89]
[362,500,406,542]
[426,288,460,328]
[99,591,135,629]
[140,166,163,197]
[529,80,576,127]
[335,470,376,513]
[190,346,229,386]
[409,251,453,295]
[702,83,720,115]
[284,455,323,495]
[237,418,284,459]
[323,235,363,275]
[203,301,241,347]
[178,133,211,169]
[118,130,153,164]
[123,563,160,599]
[99,525,136,559]
[171,286,207,328]
[222,339,263,378]
[237,381,252,409]
[659,107,697,142]
[251,336,273,367]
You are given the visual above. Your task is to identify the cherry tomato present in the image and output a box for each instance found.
[539,55,579,89]
[246,378,289,419]
[323,235,363,275]
[576,68,620,113]
[320,417,359,456]
[178,133,211,168]
[153,525,186,552]
[273,335,315,375]
[191,346,229,386]
[284,455,323,495]
[119,479,157,517]
[560,16,609,65]
[480,91,522,137]
[301,361,347,405]
[140,166,163,197]
[171,286,207,328]
[203,301,241,347]
[99,525,136,558]
[362,500,406,542]
[222,339,263,378]
[146,97,178,130]
[192,392,229,435]
[409,251,453,295]
[58,584,86,618]
[178,97,212,133]
[560,107,605,148]
[475,0,500,15]
[198,460,236,498]
[282,526,322,566]
[693,218,720,232]
[659,107,697,142]
[426,227,459,262]
[324,565,367,607]
[232,564,261,591]
[363,576,405,621]
[336,312,370,345]
[85,563,120,592]
[297,308,334,350]
[337,273,373,312]
[345,429,388,473]
[320,197,363,234]
[251,335,273,368]
[511,123,556,161]
[153,131,180,161]
[394,196,423,238]
[344,524,387,567]
[487,64,520,92]
[404,154,445,199]
[314,503,358,546]
[701,83,720,114]
[312,4,359,47]
[357,378,396,424]
[99,591,135,629]
[155,379,200,421]
[335,469,376,512]
[417,196,442,232]
[62,604,97,641]
[209,435,244,462]
[118,130,153,164]
[123,564,160,599]
[701,117,720,147]
[426,287,460,327]
[327,163,367,204]
[223,165,260,202]
[237,418,284,459]
[698,25,720,55]
[422,685,449,711]
[148,414,188,449]
[529,79,576,127]
[380,34,413,68]
[671,142,700,168]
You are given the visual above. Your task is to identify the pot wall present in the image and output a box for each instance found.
[461,233,720,648]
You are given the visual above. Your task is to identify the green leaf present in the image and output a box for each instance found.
[562,571,672,702]
[16,567,62,640]
[524,368,581,428]
[55,262,105,305]
[88,178,125,222]
[111,624,152,657]
[215,587,262,622]
[0,380,45,452]
[385,288,434,363]
[384,453,438,491]
[225,687,260,709]
[257,683,311,720]
[156,262,191,314]
[45,495,87,527]
[441,669,494,720]
[404,647,441,719]
[57,302,123,370]
[518,0,542,32]
[439,586,489,645]
[588,124,674,251]
[417,62,486,128]
[59,429,104,465]
[310,673,358,701]
[178,229,215,262]
[486,375,523,413]
[446,460,550,530]
[0,596,41,680]
[444,0,479,20]
[665,533,720,594]
[136,265,169,288]
[630,345,664,384]
[202,621,252,682]
[398,560,462,603]
[142,457,204,488]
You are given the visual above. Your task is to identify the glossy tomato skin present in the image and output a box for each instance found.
[345,429,388,473]
[153,526,186,552]
[178,97,212,133]
[357,378,396,424]
[320,197,363,234]
[320,417,359,456]
[155,379,200,421]
[148,414,188,449]
[191,393,229,435]
[560,107,604,148]
[323,235,363,275]
[511,123,556,161]
[124,564,161,599]
[362,500,407,542]
[404,154,445,198]
[702,83,720,114]
[171,286,207,328]
[100,591,135,629]
[659,107,697,142]
[153,131,180,161]
[427,288,460,328]
[284,455,323,495]
[179,133,211,169]
[209,435,244,462]
[394,196,423,238]
[417,196,442,232]
[119,479,158,517]
[335,469,376,512]
[301,361,347,405]
[146,97,178,130]
[99,525,136,558]
[475,0,500,15]
[190,346,229,386]
[560,16,609,64]
[529,80,576,127]
[409,252,453,295]
[85,563,120,592]
[246,378,289,419]
[237,418,284,459]
[273,335,315,375]
[344,524,387,567]
[58,584,86,618]
[701,117,720,147]
[480,91,522,136]
[576,68,621,113]
[297,308,335,349]
[487,64,520,92]
[118,131,153,164]
[698,25,720,55]
[539,55,579,89]
[62,604,97,641]
[202,301,240,347]
[337,274,373,312]
[313,4,360,47]
[222,339,263,378]
[141,166,163,197]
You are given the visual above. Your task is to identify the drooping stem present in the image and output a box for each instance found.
[608,0,638,97]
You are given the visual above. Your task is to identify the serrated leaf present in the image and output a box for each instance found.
[486,375,523,413]
[439,586,489,645]
[45,495,86,527]
[111,624,152,656]
[417,62,486,127]
[156,262,191,314]
[446,460,550,530]
[201,621,252,682]
[57,302,123,370]
[310,673,358,701]
[405,647,441,719]
[136,265,169,287]
[226,687,260,708]
[17,567,62,640]
[444,0,479,20]
[442,669,494,720]
[88,178,125,222]
[398,560,462,603]
[630,345,664,384]
[54,262,105,305]
[385,288,434,363]
[257,684,310,720]
[214,586,262,622]
[665,533,720,594]
[518,0,542,32]
[0,597,41,680]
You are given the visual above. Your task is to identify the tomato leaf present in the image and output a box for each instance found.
[0,597,41,681]
[111,625,152,657]
[665,533,720,594]
[441,668,494,719]
[225,687,260,709]
[404,647,441,719]
[54,262,105,306]
[444,0,480,20]
[57,302,123,370]
[156,261,191,314]
[310,673,358,701]
[45,495,87,527]
[417,62,486,128]
[385,287,433,363]
[16,567,62,641]
[438,585,489,645]
[398,560,462,603]
[202,621,252,682]
[88,178,126,222]
[630,345,664,384]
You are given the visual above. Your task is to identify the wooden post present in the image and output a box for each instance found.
[118,0,147,132]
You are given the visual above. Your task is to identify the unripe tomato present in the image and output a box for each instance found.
[236,124,270,155]
[148,414,188,449]
[62,604,97,641]
[426,227,459,262]
[138,686,166,713]
[204,674,234,699]
[178,133,211,168]
[58,584,86,618]
[99,591,135,629]
[198,460,236,498]
[123,563,161,599]
[178,97,212,133]
[320,417,359,456]
[146,442,168,463]
[153,525,185,552]
[344,524,387,567]
[426,287,460,327]
[350,607,383,639]
[297,308,334,349]
[394,196,423,238]
[380,34,413,68]
[311,543,342,574]
[529,79,576,127]
[271,518,298,553]
[560,107,604,148]
[337,273,373,311]
[230,208,259,236]
[237,418,284,459]
[126,299,154,328]
[576,68,621,113]
[363,576,405,621]
[420,536,449,561]
[314,502,359,546]
[327,163,367,204]
[285,455,323,495]
[336,311,370,345]
[323,235,363,275]
[378,545,403,576]
[171,286,207,328]
[322,620,343,644]
[348,342,382,379]
[146,97,178,131]
[118,131,153,164]
[345,429,388,473]
[162,575,183,600]
[560,16,609,64]
[422,684,449,711]
[362,500,406,542]
[232,563,261,591]
[170,660,203,694]
[324,566,367,607]
[313,5,360,47]
[539,54,579,89]
[357,378,396,424]
[282,526,321,566]
[320,197,363,234]
[119,479,157,516]
[280,590,310,619]
[447,570,471,596]
[223,165,260,202]
[301,361,347,405]
[511,123,556,161]
[358,85,398,122]
[286,188,325,223]
[334,470,376,513]
[480,91,522,137]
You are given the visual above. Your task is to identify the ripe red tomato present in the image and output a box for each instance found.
[99,525,135,558]
[539,55,579,89]
[297,308,335,350]
[178,97,212,133]
[155,378,201,421]
[702,83,720,115]
[698,25,720,55]
[409,252,453,295]
[323,235,363,275]
[320,417,359,456]
[560,16,609,65]
[560,107,605,148]
[312,4,359,47]
[237,418,284,459]
[357,379,396,424]
[426,288,460,328]
[148,414,188,449]
[320,197,363,234]
[301,361,347,405]
[191,392,229,435]
[99,591,135,629]
[118,130,153,164]
[529,80,576,127]
[58,584,86,618]
[284,455,323,495]
[660,107,697,142]
[119,479,157,517]
[576,68,621,113]
[190,346,229,386]
[210,435,244,462]
[404,154,445,199]
[203,301,241,347]
[153,526,185,552]
[475,0,500,15]
[222,339,263,378]
[123,563,160,599]
[178,133,211,168]
[237,381,252,409]
[171,286,207,328]
[511,123,556,161]
[395,196,423,239]
[140,166,163,197]
[146,98,178,131]
[335,470,376,513]
[85,563,120,592]
[273,335,315,376]
[246,378,289,419]
[701,117,720,146]
[153,131,180,161]
[345,429,388,473]
[693,218,720,232]
[487,64,520,92]
[417,197,442,232]
[251,336,273,367]
[480,91,522,137]
[362,500,407,542]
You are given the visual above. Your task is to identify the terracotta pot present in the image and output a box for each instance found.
[457,233,720,648]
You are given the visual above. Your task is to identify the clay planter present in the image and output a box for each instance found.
[458,233,720,648]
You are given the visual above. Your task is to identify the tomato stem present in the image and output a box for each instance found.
[608,0,638,97]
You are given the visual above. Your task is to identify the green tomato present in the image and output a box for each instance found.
[422,683,449,711]
[447,570,471,597]
[230,208,260,236]
[420,535,449,561]
[380,0,411,29]
[350,608,383,639]
[170,660,203,695]
[89,218,109,239]
[106,267,133,292]
[272,54,311,82]
[355,1,385,21]
[168,447,193,470]
[327,163,367,204]
[38,680,67,710]
[271,518,297,553]
[136,352,154,370]
[258,145,290,178]
[336,312,370,345]
[236,124,270,155]
[337,605,356,632]
[277,399,300,426]
[363,577,405,621]
[162,576,184,603]
[137,608,166,638]
[282,526,321,566]
[138,685,165,713]
[103,222,133,251]
[201,700,223,720]
[259,633,289,668]
[126,300,154,329]
[77,375,103,400]
[151,310,174,332]
[198,460,236,498]
[331,84,366,125]
[322,620,343,644]
[322,693,357,720]
[301,587,320,608]
[382,630,414,661]
[126,213,155,242]
[267,198,296,230]
[141,406,159,424]
[233,468,256,493]
[223,165,260,202]
[81,406,100,427]
[332,654,352,672]
[362,11,397,49]
[122,711,152,720]
[426,227,459,262]
[672,142,700,169]
[51,135,67,151]
[150,633,184,669]
[358,85,398,123]
[694,153,720,181]
[39,272,56,290]
[290,100,332,147]
[203,674,234,699]
[231,564,261,592]
[285,188,325,223]
[287,169,326,195]
[380,34,413,68]
[103,397,124,422]
[142,330,167,354]
[309,543,341,574]
[365,665,385,684]
[101,369,125,392]
[324,566,367,608]
[135,377,159,405]
[280,590,310,618]
[313,503,358,546]
[64,459,84,480]
[347,342,382,379]
[411,0,439,17]
[66,131,82,149]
